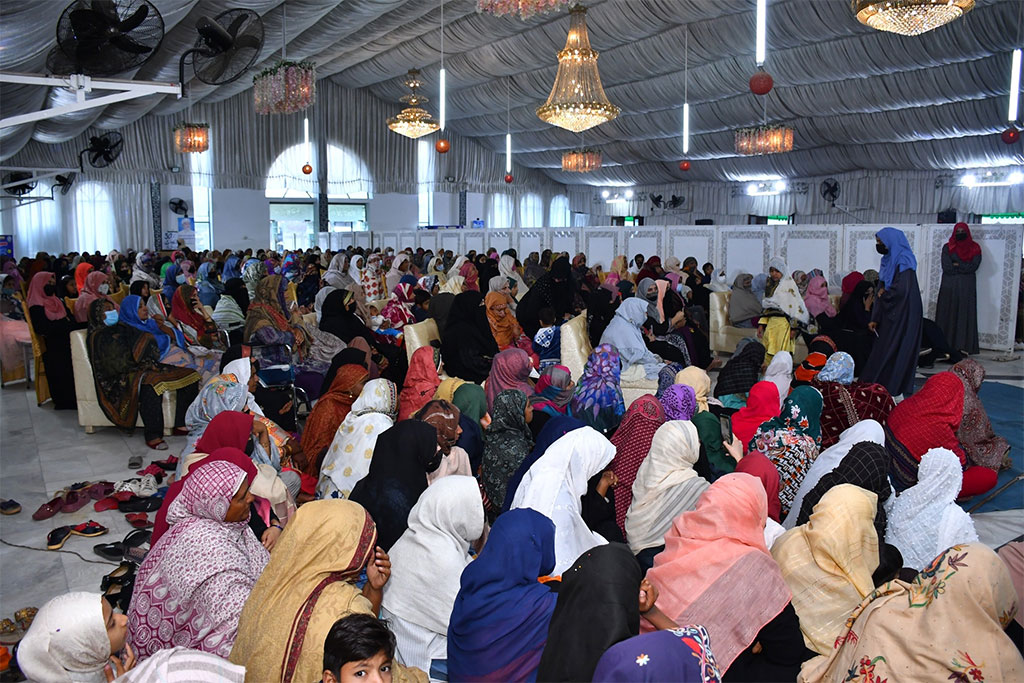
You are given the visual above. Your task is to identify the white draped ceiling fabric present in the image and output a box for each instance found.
[1,0,1022,211]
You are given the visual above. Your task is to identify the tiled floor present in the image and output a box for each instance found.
[0,351,1021,621]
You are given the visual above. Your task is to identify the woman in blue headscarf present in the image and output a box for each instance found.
[119,294,221,382]
[447,508,558,682]
[860,227,922,397]
[222,254,242,281]
[195,261,222,308]
[161,262,182,303]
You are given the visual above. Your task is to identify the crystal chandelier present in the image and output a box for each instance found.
[537,4,619,133]
[852,0,974,36]
[477,0,570,19]
[253,61,316,115]
[173,123,209,154]
[387,69,440,139]
[562,147,602,172]
[735,125,794,155]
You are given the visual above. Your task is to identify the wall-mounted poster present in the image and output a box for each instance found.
[0,235,13,258]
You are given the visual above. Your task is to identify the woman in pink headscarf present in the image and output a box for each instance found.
[803,275,836,319]
[484,348,533,412]
[26,271,79,409]
[128,459,269,659]
[74,271,115,323]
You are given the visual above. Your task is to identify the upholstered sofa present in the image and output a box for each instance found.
[560,311,658,409]
[709,291,840,363]
[403,318,440,364]
[70,329,174,434]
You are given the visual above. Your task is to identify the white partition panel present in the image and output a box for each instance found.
[439,231,462,256]
[551,229,581,257]
[666,227,716,268]
[779,227,842,285]
[583,229,619,271]
[516,229,546,257]
[719,227,774,280]
[462,230,487,256]
[487,231,514,254]
[622,229,664,265]
[376,232,401,251]
[415,231,439,253]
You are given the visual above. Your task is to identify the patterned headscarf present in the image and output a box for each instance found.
[529,364,575,416]
[415,399,461,456]
[569,343,626,434]
[817,351,855,385]
[481,389,534,514]
[659,384,697,421]
[609,395,666,534]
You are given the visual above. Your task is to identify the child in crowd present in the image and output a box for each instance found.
[532,307,562,370]
[368,304,403,343]
[412,290,431,322]
[322,614,397,683]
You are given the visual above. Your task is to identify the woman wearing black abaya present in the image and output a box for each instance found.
[587,286,619,348]
[441,291,498,383]
[861,228,923,397]
[834,279,875,375]
[516,256,575,338]
[474,254,498,290]
[319,288,405,384]
[26,272,82,409]
[428,291,455,333]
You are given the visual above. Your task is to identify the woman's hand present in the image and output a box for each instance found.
[596,471,618,498]
[638,578,659,613]
[723,435,744,461]
[867,322,878,333]
[261,525,282,550]
[366,546,391,590]
[103,644,136,681]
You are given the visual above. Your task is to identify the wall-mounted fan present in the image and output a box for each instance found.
[649,193,663,209]
[666,194,685,209]
[52,173,77,197]
[820,178,841,206]
[169,197,190,216]
[2,172,37,198]
[47,0,165,76]
[79,132,124,170]
[179,8,264,91]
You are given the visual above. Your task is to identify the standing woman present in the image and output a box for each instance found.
[935,222,981,355]
[26,271,81,409]
[861,227,922,397]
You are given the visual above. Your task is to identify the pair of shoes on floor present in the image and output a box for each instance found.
[31,482,113,521]
[117,496,162,513]
[101,562,137,612]
[124,512,153,529]
[113,474,159,498]
[46,521,108,550]
[0,607,38,647]
[93,529,151,562]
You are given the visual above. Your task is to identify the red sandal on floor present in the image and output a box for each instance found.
[69,520,109,538]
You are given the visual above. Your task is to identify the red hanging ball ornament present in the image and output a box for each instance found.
[435,138,450,153]
[1001,126,1020,144]
[749,70,773,96]
[679,160,691,171]
[301,163,313,175]
[504,173,514,184]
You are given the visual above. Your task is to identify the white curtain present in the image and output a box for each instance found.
[417,139,433,226]
[548,195,570,228]
[520,193,543,228]
[486,193,513,228]
[73,182,115,253]
[0,182,61,256]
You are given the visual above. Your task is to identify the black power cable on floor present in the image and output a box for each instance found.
[0,538,118,566]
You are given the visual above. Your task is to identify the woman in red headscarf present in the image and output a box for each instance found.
[26,271,81,409]
[934,222,981,355]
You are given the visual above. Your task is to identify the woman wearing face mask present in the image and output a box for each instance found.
[860,228,923,397]
[86,298,201,450]
[74,270,116,323]
[934,222,981,356]
[118,294,221,383]
[26,271,83,409]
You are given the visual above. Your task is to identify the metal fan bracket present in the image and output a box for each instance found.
[0,166,77,192]
[0,72,180,130]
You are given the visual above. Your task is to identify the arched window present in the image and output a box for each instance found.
[1,182,61,255]
[549,195,570,228]
[74,182,115,253]
[265,143,372,199]
[520,193,543,227]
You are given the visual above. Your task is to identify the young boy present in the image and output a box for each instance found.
[532,307,562,370]
[322,613,396,683]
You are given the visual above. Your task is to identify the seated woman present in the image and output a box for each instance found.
[885,447,979,571]
[952,358,1011,473]
[212,277,250,346]
[731,381,782,454]
[593,626,722,682]
[537,544,676,682]
[300,363,368,479]
[481,389,534,519]
[812,351,894,449]
[380,282,416,333]
[747,386,823,518]
[381,476,484,677]
[230,500,425,683]
[320,288,404,384]
[26,271,82,409]
[802,544,1024,681]
[245,274,332,385]
[528,364,575,424]
[398,346,441,421]
[196,261,223,308]
[87,299,200,450]
[440,291,496,384]
[172,284,225,351]
[416,399,470,484]
[730,273,762,328]
[772,484,880,656]
[509,426,615,575]
[484,347,532,412]
[762,351,792,407]
[74,270,115,323]
[485,290,538,366]
[120,294,220,382]
[645,474,814,680]
[447,508,558,682]
[712,340,766,409]
[610,396,666,534]
[570,343,626,435]
[349,421,443,550]
[886,371,997,497]
[128,461,269,658]
[600,297,665,380]
[626,421,711,571]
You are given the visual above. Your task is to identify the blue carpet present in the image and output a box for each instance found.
[962,381,1023,513]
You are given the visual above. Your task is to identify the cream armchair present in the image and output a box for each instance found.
[560,311,658,409]
[404,318,440,363]
[709,291,841,363]
[70,329,174,434]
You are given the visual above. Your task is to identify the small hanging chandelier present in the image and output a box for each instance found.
[536,4,619,133]
[253,61,316,115]
[852,0,974,36]
[477,0,570,19]
[561,147,602,172]
[388,69,440,139]
[173,122,209,154]
[734,124,794,155]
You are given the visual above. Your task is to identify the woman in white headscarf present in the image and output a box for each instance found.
[323,253,354,290]
[316,378,398,500]
[762,351,793,408]
[885,447,979,571]
[382,475,485,675]
[17,592,122,682]
[510,426,615,575]
[386,253,411,294]
[447,255,468,280]
[782,419,885,529]
[440,275,465,295]
[427,255,448,285]
[758,257,809,362]
[708,268,731,293]
[498,254,528,299]
[624,421,710,565]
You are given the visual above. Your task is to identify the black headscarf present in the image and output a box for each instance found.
[839,280,874,330]
[429,291,455,333]
[713,340,766,397]
[587,288,618,348]
[536,543,642,681]
[795,441,890,539]
[223,277,250,313]
[516,256,575,338]
[348,420,442,550]
[129,280,150,301]
[441,291,497,383]
[319,288,373,346]
[321,348,370,395]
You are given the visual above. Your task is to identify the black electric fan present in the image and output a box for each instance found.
[179,8,264,92]
[47,0,164,76]
[79,132,124,171]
